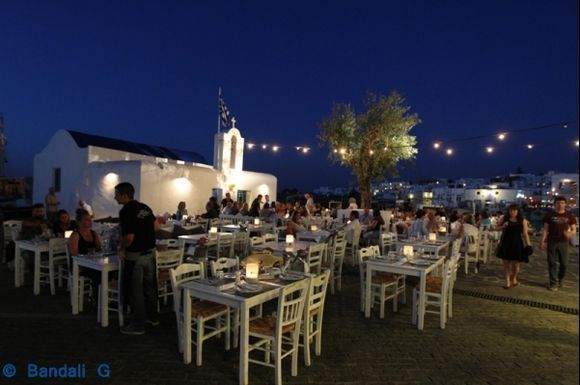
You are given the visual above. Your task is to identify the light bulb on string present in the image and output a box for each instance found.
[446,148,453,156]
[272,145,279,152]
[485,146,494,154]
[261,144,267,150]
[526,144,534,149]
[433,142,441,149]
[247,143,255,149]
[497,133,507,141]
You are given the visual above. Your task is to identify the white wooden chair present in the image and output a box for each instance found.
[233,231,250,258]
[39,238,69,295]
[329,239,346,294]
[306,243,325,275]
[462,233,479,274]
[379,232,397,255]
[3,220,21,264]
[169,263,230,366]
[248,279,309,385]
[97,258,124,327]
[358,246,400,318]
[209,257,239,277]
[155,249,183,306]
[412,255,459,329]
[346,227,361,266]
[301,270,330,366]
[216,233,234,259]
[250,236,265,252]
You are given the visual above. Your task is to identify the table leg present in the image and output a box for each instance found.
[364,264,371,318]
[239,303,250,385]
[14,243,21,287]
[418,272,426,330]
[72,261,79,315]
[33,250,41,295]
[100,269,109,327]
[183,288,192,364]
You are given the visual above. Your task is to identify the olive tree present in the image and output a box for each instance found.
[319,91,420,209]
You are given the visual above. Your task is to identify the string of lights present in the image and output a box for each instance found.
[243,120,579,156]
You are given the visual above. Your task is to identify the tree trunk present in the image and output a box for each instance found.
[358,176,372,209]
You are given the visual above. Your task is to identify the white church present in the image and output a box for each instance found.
[33,122,277,218]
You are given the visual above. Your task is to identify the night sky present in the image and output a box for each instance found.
[1,0,578,191]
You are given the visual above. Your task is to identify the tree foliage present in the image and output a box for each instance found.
[319,91,420,208]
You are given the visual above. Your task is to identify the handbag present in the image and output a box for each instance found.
[523,245,533,257]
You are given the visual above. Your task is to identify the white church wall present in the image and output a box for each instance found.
[86,161,142,219]
[33,130,88,214]
[139,162,221,216]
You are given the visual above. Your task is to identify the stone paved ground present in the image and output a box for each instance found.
[0,237,578,385]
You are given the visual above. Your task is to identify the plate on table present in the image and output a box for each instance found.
[279,273,304,281]
[224,272,237,279]
[409,259,433,267]
[236,283,262,293]
[421,254,440,261]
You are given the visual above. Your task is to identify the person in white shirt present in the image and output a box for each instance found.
[304,193,315,216]
[344,211,362,245]
[408,209,429,238]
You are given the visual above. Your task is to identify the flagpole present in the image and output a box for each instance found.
[217,87,221,133]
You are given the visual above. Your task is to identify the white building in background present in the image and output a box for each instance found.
[33,124,276,218]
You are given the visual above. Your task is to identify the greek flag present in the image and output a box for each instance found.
[219,95,230,131]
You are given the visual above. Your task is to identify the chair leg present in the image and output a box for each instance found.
[379,289,385,319]
[275,340,283,385]
[304,317,311,366]
[392,289,398,312]
[225,311,231,351]
[49,263,56,295]
[196,318,204,366]
[290,333,299,377]
[314,317,322,356]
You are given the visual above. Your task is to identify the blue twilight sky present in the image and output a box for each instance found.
[0,0,578,191]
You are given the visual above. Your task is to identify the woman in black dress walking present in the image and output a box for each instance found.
[497,204,532,289]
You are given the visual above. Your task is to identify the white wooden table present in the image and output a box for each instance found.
[365,256,446,330]
[297,230,331,243]
[182,277,307,385]
[395,239,449,256]
[14,240,49,294]
[254,241,312,254]
[71,254,119,327]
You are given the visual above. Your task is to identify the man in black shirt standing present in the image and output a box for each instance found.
[114,182,159,335]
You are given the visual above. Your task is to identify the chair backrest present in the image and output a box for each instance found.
[306,243,326,275]
[233,231,249,257]
[210,257,239,277]
[451,237,463,257]
[250,236,265,247]
[305,269,330,319]
[442,256,460,297]
[3,220,22,242]
[380,232,396,254]
[331,239,347,269]
[155,249,183,271]
[369,245,380,258]
[217,233,234,258]
[357,246,374,265]
[465,233,478,255]
[49,238,68,261]
[276,279,310,336]
[169,263,204,313]
[334,230,345,244]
